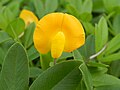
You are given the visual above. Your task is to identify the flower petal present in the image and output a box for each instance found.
[20,10,38,27]
[62,14,85,52]
[33,13,64,54]
[51,32,65,58]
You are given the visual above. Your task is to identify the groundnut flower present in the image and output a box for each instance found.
[20,10,38,27]
[33,13,85,58]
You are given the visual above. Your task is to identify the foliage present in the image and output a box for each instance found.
[0,0,120,90]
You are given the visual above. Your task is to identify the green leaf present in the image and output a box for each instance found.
[66,0,82,11]
[79,0,92,21]
[90,67,108,76]
[0,7,15,30]
[0,43,29,90]
[82,22,95,35]
[0,0,10,5]
[79,80,87,90]
[79,63,93,90]
[73,50,83,62]
[93,74,120,87]
[27,45,39,61]
[94,85,120,90]
[81,0,92,14]
[79,35,95,59]
[58,52,73,60]
[105,33,120,55]
[65,0,82,18]
[7,1,20,17]
[6,18,25,39]
[45,0,58,14]
[113,14,120,35]
[100,52,120,62]
[30,67,43,78]
[66,0,92,21]
[0,39,14,64]
[33,0,44,18]
[52,67,82,90]
[95,17,108,52]
[30,61,82,90]
[93,0,105,13]
[22,23,35,49]
[110,60,120,77]
[66,4,81,19]
[0,31,11,44]
[103,0,120,12]
[87,61,109,68]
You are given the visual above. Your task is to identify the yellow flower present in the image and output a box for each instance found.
[19,10,38,27]
[33,13,85,58]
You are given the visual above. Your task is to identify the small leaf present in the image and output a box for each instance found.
[110,60,120,77]
[113,14,120,35]
[66,0,82,11]
[79,63,93,90]
[6,18,25,39]
[0,31,11,44]
[22,23,35,48]
[90,67,108,76]
[87,62,109,67]
[93,0,105,13]
[30,67,43,78]
[0,0,10,5]
[100,52,120,62]
[82,22,95,35]
[105,33,120,55]
[66,4,81,19]
[73,50,83,61]
[27,45,39,61]
[33,0,44,18]
[94,85,120,90]
[79,35,95,59]
[0,7,15,30]
[93,74,120,87]
[45,0,58,14]
[95,17,108,52]
[81,0,92,14]
[0,43,29,90]
[7,1,20,17]
[103,0,120,12]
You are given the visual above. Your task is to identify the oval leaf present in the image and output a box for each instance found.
[5,18,25,39]
[45,0,58,14]
[95,17,108,52]
[0,43,29,90]
[30,61,82,90]
[105,33,120,55]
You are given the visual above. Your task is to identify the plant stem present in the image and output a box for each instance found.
[54,58,57,65]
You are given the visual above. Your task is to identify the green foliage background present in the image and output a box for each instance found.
[0,0,120,90]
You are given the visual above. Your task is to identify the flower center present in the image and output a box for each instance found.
[51,31,65,58]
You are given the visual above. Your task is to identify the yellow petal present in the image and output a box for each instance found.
[37,13,64,38]
[33,13,64,54]
[19,10,38,27]
[51,31,65,58]
[62,13,85,52]
[33,28,50,54]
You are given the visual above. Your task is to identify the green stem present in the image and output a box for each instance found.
[40,52,53,70]
[106,11,115,20]
[54,58,57,65]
